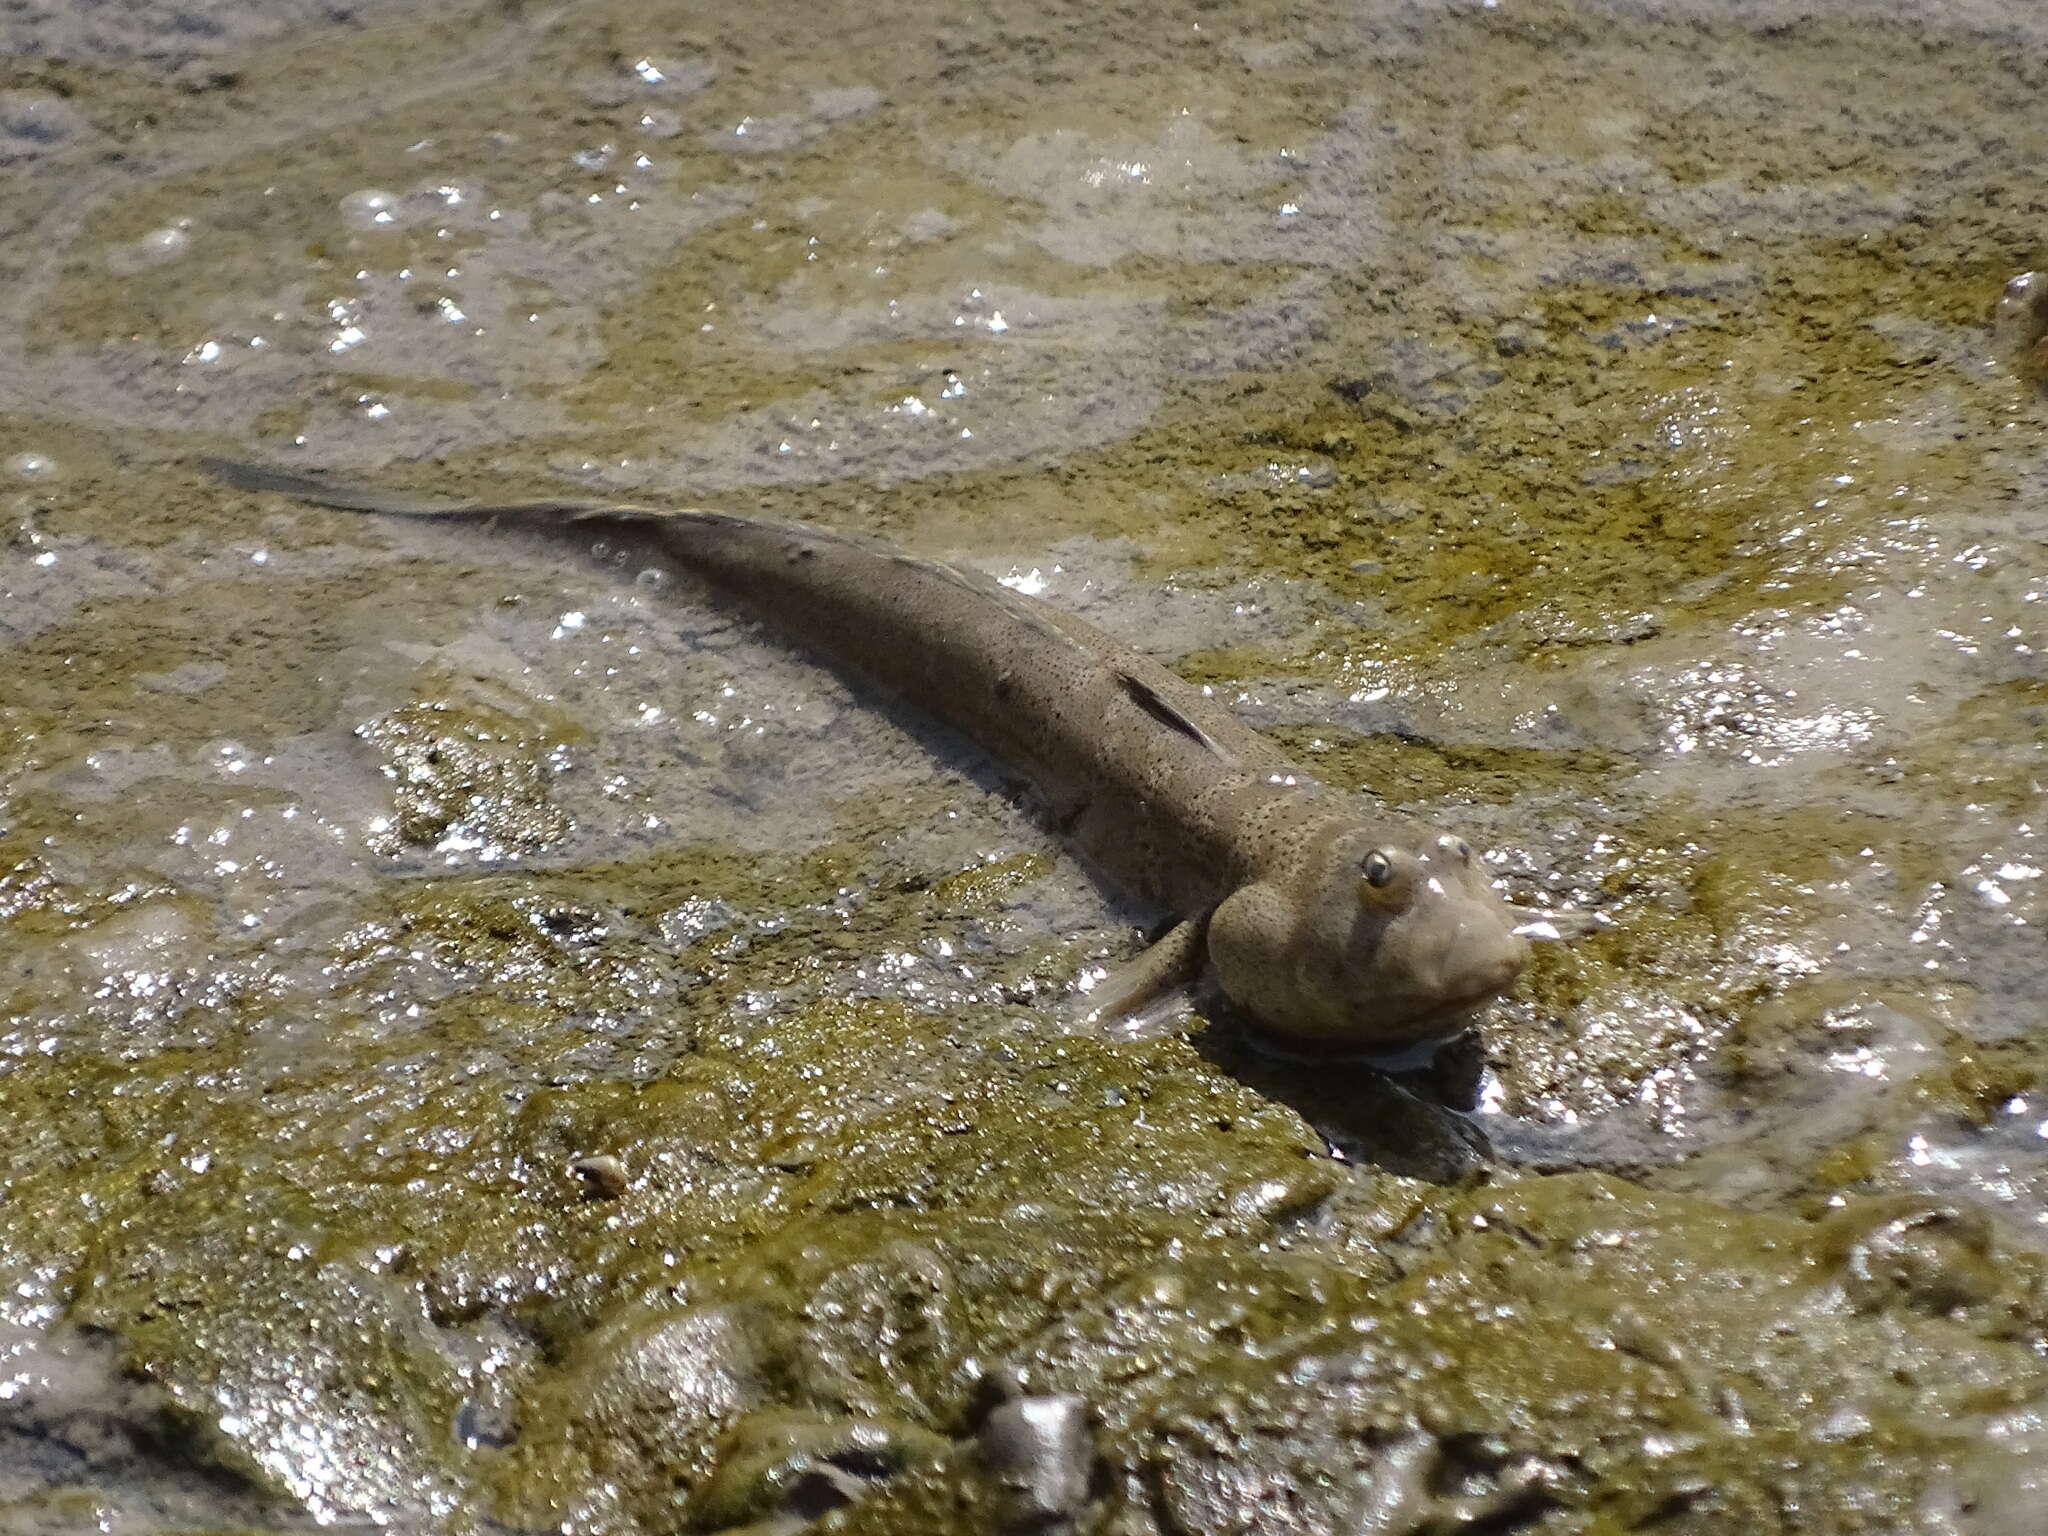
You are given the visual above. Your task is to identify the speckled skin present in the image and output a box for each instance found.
[209,461,1528,1052]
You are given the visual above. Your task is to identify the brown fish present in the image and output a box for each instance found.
[207,459,1533,1057]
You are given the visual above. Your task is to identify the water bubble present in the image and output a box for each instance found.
[6,452,54,480]
[137,225,191,262]
[635,567,670,590]
[339,189,403,229]
[104,222,195,275]
[901,207,958,243]
[0,91,88,156]
[632,56,716,94]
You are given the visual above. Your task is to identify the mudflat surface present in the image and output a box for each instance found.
[3,0,2047,1531]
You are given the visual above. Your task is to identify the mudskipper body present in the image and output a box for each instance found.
[209,460,1532,1068]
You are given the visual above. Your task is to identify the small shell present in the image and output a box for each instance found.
[570,1153,629,1198]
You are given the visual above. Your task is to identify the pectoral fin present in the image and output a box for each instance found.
[1062,912,1210,1041]
[1116,670,1235,763]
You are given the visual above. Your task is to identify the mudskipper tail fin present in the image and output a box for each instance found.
[201,458,656,521]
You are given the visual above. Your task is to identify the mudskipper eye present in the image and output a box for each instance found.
[1358,848,1416,910]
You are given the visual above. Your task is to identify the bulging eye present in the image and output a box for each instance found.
[1358,848,1416,909]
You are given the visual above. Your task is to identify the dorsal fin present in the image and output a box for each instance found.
[204,458,697,522]
[1117,670,1234,762]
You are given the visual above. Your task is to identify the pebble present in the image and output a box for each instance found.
[1992,271,2048,379]
[979,1389,1094,1532]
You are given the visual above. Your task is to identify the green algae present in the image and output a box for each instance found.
[4,565,468,748]
[682,1409,953,1529]
[356,679,582,857]
[19,959,2048,1531]
[962,1173,2048,1535]
[4,988,1343,1529]
[1888,678,2048,821]
[1092,248,1997,682]
[1260,721,1630,807]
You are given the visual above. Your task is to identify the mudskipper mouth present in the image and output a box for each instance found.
[1401,988,1502,1034]
[1271,988,1505,1064]
[1390,950,1530,1033]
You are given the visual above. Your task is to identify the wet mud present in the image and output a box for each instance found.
[3,0,2048,1531]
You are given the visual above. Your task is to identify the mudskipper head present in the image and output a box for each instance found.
[1207,826,1530,1054]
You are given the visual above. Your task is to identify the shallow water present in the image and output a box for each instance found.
[4,0,2048,1531]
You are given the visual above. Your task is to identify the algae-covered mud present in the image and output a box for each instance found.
[4,0,2048,1530]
